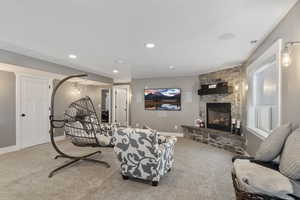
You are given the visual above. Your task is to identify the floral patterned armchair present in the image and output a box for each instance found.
[112,128,177,186]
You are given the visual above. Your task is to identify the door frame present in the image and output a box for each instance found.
[112,85,130,126]
[15,73,53,150]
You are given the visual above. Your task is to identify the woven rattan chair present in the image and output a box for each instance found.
[48,74,113,178]
[232,156,300,200]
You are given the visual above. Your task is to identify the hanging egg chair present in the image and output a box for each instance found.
[48,74,113,178]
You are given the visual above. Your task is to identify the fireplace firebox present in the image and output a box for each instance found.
[206,103,231,132]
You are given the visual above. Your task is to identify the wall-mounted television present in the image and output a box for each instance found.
[144,88,181,111]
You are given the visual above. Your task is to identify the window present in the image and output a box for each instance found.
[247,40,282,138]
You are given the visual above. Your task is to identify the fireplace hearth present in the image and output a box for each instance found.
[206,103,231,132]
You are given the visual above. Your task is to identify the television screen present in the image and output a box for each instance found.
[144,88,181,111]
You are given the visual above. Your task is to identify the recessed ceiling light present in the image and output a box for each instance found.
[145,43,155,49]
[68,54,77,59]
[115,59,125,64]
[218,33,236,40]
[169,65,175,70]
[113,69,119,74]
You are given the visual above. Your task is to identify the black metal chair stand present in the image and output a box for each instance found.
[48,74,111,178]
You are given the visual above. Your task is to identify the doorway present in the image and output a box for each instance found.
[17,75,50,149]
[112,85,130,126]
[100,88,111,123]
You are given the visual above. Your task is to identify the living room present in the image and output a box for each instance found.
[1,1,300,199]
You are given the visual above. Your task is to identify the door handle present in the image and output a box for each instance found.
[21,113,26,117]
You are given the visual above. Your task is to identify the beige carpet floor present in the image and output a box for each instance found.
[0,138,236,200]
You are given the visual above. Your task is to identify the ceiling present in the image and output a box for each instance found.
[0,63,110,86]
[0,0,297,82]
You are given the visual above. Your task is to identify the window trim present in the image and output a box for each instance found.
[246,39,283,138]
[247,127,270,139]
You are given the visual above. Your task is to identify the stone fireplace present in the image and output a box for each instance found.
[182,66,246,155]
[198,66,242,130]
[206,103,231,132]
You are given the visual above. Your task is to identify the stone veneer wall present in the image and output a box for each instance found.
[182,125,245,155]
[199,66,243,125]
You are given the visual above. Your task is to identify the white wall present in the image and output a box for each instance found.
[242,2,300,155]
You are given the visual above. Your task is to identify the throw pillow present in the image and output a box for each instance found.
[279,129,300,180]
[255,123,292,162]
[96,135,111,146]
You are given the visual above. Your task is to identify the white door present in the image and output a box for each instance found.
[19,75,50,148]
[114,87,128,125]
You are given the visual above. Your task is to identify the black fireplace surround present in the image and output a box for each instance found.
[206,103,231,132]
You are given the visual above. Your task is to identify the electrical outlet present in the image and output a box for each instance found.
[136,123,140,128]
[174,125,178,130]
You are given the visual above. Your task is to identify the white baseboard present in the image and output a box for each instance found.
[0,145,19,155]
[0,136,65,155]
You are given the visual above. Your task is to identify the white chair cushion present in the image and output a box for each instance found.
[233,159,294,199]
